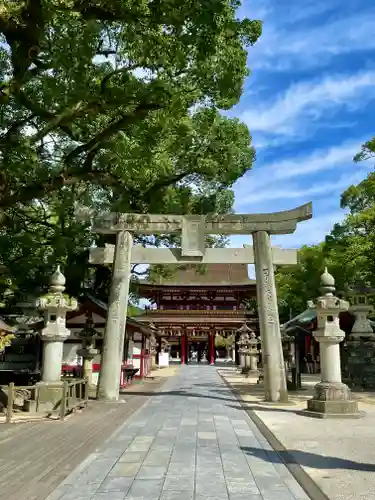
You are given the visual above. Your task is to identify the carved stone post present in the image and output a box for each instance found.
[304,269,361,418]
[97,230,133,401]
[37,266,78,382]
[253,231,288,402]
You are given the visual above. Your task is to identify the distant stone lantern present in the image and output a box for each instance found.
[77,314,99,388]
[37,266,78,383]
[237,323,252,375]
[148,322,158,368]
[248,329,259,373]
[348,282,375,340]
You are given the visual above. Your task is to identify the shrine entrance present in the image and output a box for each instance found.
[187,339,208,364]
[135,263,256,367]
[81,202,312,403]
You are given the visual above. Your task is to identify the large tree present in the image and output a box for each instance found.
[0,1,261,300]
[0,0,261,212]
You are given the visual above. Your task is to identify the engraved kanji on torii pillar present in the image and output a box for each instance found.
[78,203,312,403]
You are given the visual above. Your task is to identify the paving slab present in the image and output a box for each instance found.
[45,366,311,500]
[220,367,375,500]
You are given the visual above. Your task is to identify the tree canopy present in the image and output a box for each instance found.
[276,169,375,323]
[0,0,261,211]
[0,1,262,302]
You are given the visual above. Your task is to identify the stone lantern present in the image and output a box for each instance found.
[342,282,375,389]
[37,266,78,383]
[348,282,375,340]
[248,329,259,373]
[304,268,360,418]
[161,338,170,354]
[76,314,99,388]
[148,322,158,369]
[237,323,251,375]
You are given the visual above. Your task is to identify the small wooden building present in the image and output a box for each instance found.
[63,295,158,382]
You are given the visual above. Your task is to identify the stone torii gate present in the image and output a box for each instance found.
[81,203,312,403]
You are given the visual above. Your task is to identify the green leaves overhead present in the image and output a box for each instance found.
[0,0,261,211]
[0,0,261,300]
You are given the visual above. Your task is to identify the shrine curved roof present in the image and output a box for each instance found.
[139,264,256,287]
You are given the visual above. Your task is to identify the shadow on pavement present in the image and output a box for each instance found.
[242,446,375,472]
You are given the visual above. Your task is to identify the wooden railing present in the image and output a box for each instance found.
[59,378,89,421]
[3,378,89,423]
[5,383,40,423]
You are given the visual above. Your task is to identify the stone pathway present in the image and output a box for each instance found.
[48,366,311,500]
[0,376,168,500]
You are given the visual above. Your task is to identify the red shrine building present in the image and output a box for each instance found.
[135,264,257,364]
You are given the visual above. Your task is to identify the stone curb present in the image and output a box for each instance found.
[219,371,330,500]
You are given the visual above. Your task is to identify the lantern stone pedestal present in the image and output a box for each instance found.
[35,267,78,412]
[77,347,98,389]
[302,269,361,419]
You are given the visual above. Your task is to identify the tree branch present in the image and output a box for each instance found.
[0,0,44,86]
[0,102,162,209]
[16,91,80,141]
[141,172,191,200]
[131,264,148,276]
[64,102,162,166]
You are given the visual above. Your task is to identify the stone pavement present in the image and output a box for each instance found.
[0,376,169,500]
[47,366,310,500]
[220,368,375,500]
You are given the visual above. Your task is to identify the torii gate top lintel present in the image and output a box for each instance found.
[78,202,312,237]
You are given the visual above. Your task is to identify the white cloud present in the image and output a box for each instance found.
[249,8,375,71]
[234,138,371,205]
[235,171,367,207]
[242,70,375,139]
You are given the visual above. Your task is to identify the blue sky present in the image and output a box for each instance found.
[229,0,375,253]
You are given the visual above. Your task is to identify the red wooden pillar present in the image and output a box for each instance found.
[209,332,215,365]
[180,334,186,364]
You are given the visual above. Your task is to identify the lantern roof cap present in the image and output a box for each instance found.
[320,267,335,295]
[50,265,66,293]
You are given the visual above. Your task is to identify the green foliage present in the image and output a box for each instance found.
[0,1,261,301]
[276,169,375,323]
[0,0,261,210]
[215,333,234,350]
[128,304,143,316]
[354,137,375,163]
[0,332,14,353]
